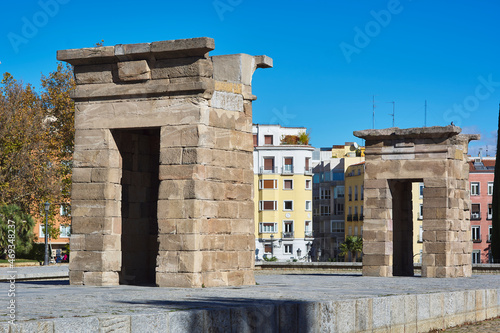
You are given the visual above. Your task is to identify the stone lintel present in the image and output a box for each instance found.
[57,37,215,65]
[354,125,463,141]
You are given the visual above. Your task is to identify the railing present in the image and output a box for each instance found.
[282,166,294,174]
[353,214,359,221]
[471,213,481,220]
[304,167,312,175]
[347,215,353,221]
[359,215,364,221]
[282,232,294,239]
[259,167,278,174]
[472,238,482,243]
[304,232,313,238]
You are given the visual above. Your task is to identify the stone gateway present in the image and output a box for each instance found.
[58,37,272,287]
[355,126,479,278]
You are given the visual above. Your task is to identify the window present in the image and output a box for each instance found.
[259,179,277,189]
[418,204,423,220]
[419,183,424,198]
[361,185,364,200]
[471,226,481,242]
[320,205,330,216]
[60,204,71,216]
[418,225,423,242]
[357,168,361,176]
[360,206,363,220]
[313,174,320,183]
[305,221,312,236]
[354,186,358,201]
[354,206,358,220]
[348,226,352,236]
[305,179,312,190]
[354,226,358,236]
[263,157,275,173]
[489,226,492,242]
[305,201,312,211]
[283,157,293,173]
[472,250,481,264]
[39,225,46,238]
[284,244,293,254]
[264,135,273,145]
[283,179,293,190]
[253,134,258,147]
[320,188,331,200]
[336,203,344,215]
[283,221,293,238]
[471,204,480,220]
[471,182,480,196]
[347,206,352,220]
[348,187,352,201]
[259,222,277,233]
[335,186,345,198]
[488,182,494,195]
[264,244,272,254]
[259,201,277,211]
[488,204,493,220]
[305,157,311,173]
[283,200,293,211]
[331,220,344,233]
[60,225,71,238]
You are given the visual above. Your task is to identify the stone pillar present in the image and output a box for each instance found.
[355,126,479,278]
[59,38,272,287]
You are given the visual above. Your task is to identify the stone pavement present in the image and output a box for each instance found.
[1,268,500,331]
[431,317,500,332]
[0,264,69,281]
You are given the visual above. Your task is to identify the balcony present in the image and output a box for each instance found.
[304,167,312,175]
[359,215,364,221]
[259,167,278,174]
[472,238,482,243]
[347,215,353,222]
[471,212,481,221]
[304,232,313,238]
[282,166,294,175]
[282,232,294,239]
[353,214,359,221]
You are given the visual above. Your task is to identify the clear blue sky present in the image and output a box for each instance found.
[1,0,498,156]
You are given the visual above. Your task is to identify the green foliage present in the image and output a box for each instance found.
[491,105,500,262]
[280,131,311,145]
[0,204,35,258]
[339,236,363,262]
[263,256,278,262]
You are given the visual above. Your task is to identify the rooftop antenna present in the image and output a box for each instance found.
[424,100,427,127]
[387,101,395,127]
[486,145,489,157]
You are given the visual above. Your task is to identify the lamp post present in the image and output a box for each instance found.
[44,202,50,266]
[297,248,302,260]
[306,242,311,262]
[270,234,274,258]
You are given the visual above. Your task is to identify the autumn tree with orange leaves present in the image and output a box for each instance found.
[0,63,75,243]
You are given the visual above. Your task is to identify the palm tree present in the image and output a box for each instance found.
[340,236,363,262]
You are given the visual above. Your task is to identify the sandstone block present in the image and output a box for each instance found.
[152,57,213,79]
[69,270,84,285]
[201,271,228,287]
[74,64,114,84]
[178,251,203,273]
[83,271,119,286]
[156,272,202,288]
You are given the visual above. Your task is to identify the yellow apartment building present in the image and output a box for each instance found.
[344,162,365,246]
[253,125,314,261]
[412,182,424,263]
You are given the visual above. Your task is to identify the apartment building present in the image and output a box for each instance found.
[34,203,71,259]
[312,143,364,261]
[345,161,364,241]
[469,156,495,263]
[412,182,424,263]
[253,125,314,261]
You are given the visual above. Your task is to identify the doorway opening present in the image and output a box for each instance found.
[112,128,160,286]
[389,179,422,276]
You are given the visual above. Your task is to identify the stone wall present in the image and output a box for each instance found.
[354,126,479,278]
[59,37,273,287]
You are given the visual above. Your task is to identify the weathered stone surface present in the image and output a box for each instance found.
[63,38,272,288]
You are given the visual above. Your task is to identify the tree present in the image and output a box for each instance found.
[0,204,35,258]
[0,63,75,236]
[339,236,363,262]
[491,104,500,262]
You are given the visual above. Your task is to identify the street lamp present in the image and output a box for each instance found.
[306,242,311,262]
[44,202,50,266]
[270,234,274,258]
[297,248,302,260]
